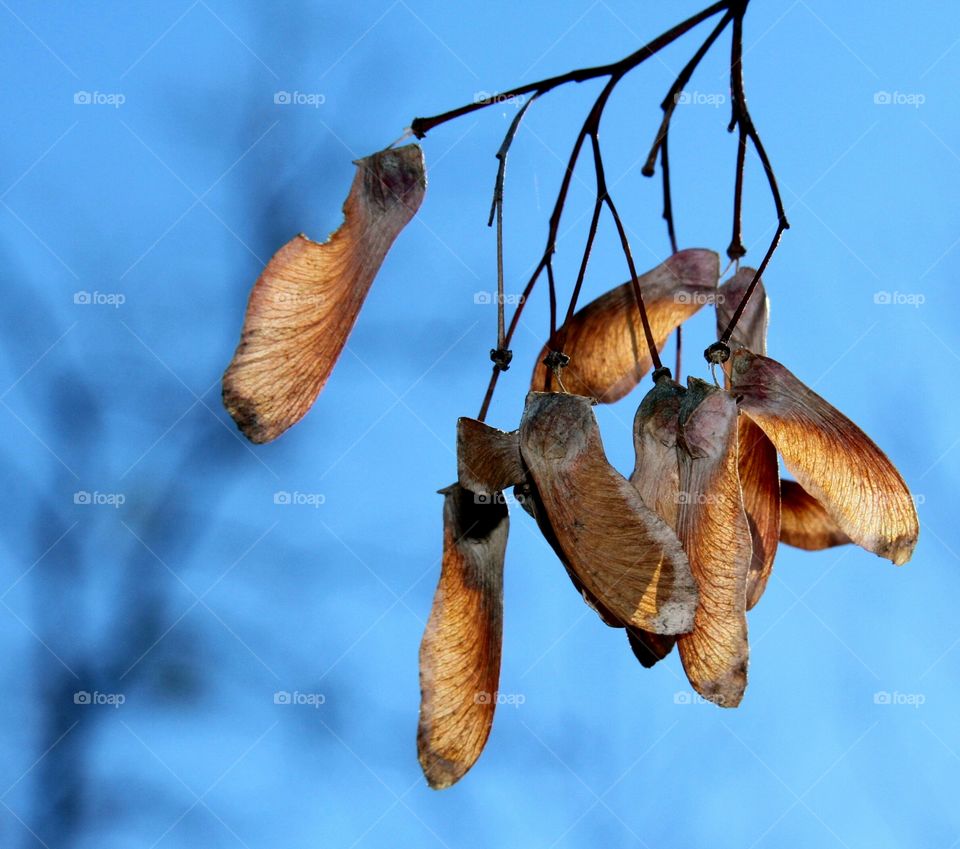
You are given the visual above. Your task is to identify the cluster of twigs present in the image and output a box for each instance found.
[218,3,921,792]
[409,0,788,421]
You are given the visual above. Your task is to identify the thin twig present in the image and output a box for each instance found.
[411,0,730,139]
[488,94,538,364]
[464,0,787,415]
[660,129,679,255]
[718,3,790,346]
[719,222,786,344]
[642,11,734,176]
[604,189,663,373]
[727,122,748,259]
[661,129,682,380]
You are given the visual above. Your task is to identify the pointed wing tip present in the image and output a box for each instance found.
[697,668,747,709]
[222,381,282,444]
[417,742,466,790]
[888,536,918,566]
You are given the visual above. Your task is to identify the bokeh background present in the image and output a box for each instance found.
[1,2,957,847]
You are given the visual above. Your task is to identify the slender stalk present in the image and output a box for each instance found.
[718,2,790,348]
[727,122,748,259]
[558,136,606,340]
[660,130,679,255]
[603,186,663,372]
[661,129,682,380]
[487,94,538,369]
[642,11,733,177]
[719,222,786,344]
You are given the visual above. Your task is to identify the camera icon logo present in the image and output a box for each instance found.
[74,690,92,704]
[274,91,292,105]
[273,491,292,505]
[73,91,91,105]
[74,491,92,505]
[73,291,92,305]
[474,291,493,305]
[274,690,292,704]
[873,690,892,705]
[873,91,891,105]
[873,290,892,305]
[673,691,692,704]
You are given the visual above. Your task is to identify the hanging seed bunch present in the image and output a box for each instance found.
[222,1,918,790]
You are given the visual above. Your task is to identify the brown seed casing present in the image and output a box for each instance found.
[716,269,780,609]
[779,479,852,551]
[418,484,506,790]
[519,391,697,634]
[676,380,753,707]
[731,349,918,565]
[223,145,426,443]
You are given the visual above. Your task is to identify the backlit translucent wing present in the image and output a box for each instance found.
[418,484,506,789]
[731,350,918,565]
[223,146,426,442]
[530,250,719,402]
[519,391,697,634]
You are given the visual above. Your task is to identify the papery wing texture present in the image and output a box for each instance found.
[715,268,780,609]
[418,484,506,790]
[518,391,697,634]
[628,378,688,663]
[731,350,918,565]
[676,380,753,707]
[630,378,685,529]
[455,420,625,627]
[457,418,524,496]
[530,250,719,402]
[738,416,780,609]
[780,479,852,551]
[223,145,426,443]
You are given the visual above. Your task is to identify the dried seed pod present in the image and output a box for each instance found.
[418,484,506,790]
[519,391,697,634]
[456,418,524,496]
[731,349,919,565]
[530,250,719,402]
[716,269,780,609]
[631,377,685,529]
[676,379,753,707]
[738,416,780,609]
[780,479,852,551]
[627,377,688,664]
[223,145,426,443]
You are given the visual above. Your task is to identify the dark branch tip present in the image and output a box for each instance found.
[542,350,570,371]
[490,348,513,371]
[704,341,731,365]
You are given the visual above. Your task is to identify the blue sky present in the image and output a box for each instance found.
[1,2,958,847]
